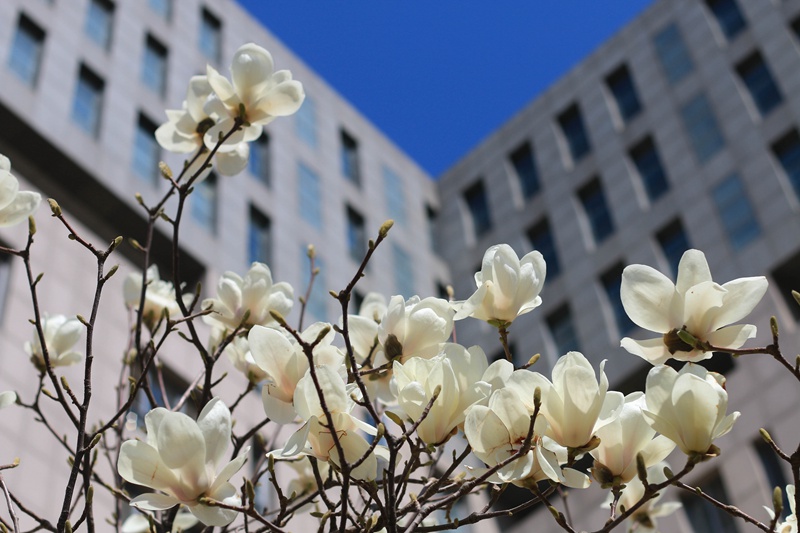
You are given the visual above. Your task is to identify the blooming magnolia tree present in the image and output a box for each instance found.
[0,42,798,533]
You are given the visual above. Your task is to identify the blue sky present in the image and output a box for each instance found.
[237,2,654,176]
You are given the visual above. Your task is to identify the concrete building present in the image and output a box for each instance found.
[0,0,447,527]
[437,0,800,530]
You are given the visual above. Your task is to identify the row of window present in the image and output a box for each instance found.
[7,2,219,99]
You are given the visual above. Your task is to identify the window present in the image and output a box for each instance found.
[301,247,327,322]
[546,304,580,355]
[393,243,415,297]
[463,180,492,238]
[426,205,440,251]
[601,262,636,335]
[346,206,366,262]
[793,16,800,41]
[772,130,800,200]
[249,133,271,186]
[657,218,691,277]
[557,103,591,163]
[509,142,540,199]
[606,64,642,123]
[383,166,406,225]
[71,65,105,137]
[527,218,560,279]
[712,174,760,250]
[248,207,271,265]
[578,178,614,244]
[653,23,694,84]
[132,114,160,183]
[199,8,221,62]
[295,97,317,148]
[736,52,782,116]
[340,130,361,185]
[85,0,114,49]
[298,163,322,229]
[141,35,167,96]
[681,471,740,532]
[8,14,45,87]
[705,0,747,40]
[629,137,669,202]
[192,172,217,232]
[149,0,172,20]
[681,94,725,163]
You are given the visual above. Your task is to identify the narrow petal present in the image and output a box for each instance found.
[675,250,712,294]
[706,324,756,350]
[620,336,671,365]
[0,191,41,227]
[196,398,231,468]
[710,277,769,330]
[209,452,249,494]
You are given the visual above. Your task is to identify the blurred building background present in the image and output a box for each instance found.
[1,0,799,531]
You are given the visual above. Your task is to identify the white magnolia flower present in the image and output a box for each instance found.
[249,323,344,424]
[543,352,623,450]
[620,249,768,365]
[120,509,198,533]
[0,391,16,409]
[155,75,251,177]
[124,265,191,331]
[378,295,454,361]
[643,364,739,456]
[607,463,682,532]
[282,366,382,481]
[454,244,545,326]
[589,392,675,484]
[223,334,267,385]
[284,456,330,499]
[0,154,41,227]
[464,388,588,488]
[346,292,387,364]
[117,398,248,527]
[205,43,304,148]
[202,262,293,331]
[391,343,489,445]
[25,314,83,370]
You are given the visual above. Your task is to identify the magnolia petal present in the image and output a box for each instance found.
[621,265,675,333]
[206,64,237,108]
[254,80,305,120]
[0,191,41,227]
[640,434,677,467]
[154,412,207,471]
[713,411,740,440]
[706,324,756,350]
[118,441,180,490]
[130,492,180,511]
[282,422,312,457]
[562,467,592,489]
[205,118,245,149]
[711,276,768,330]
[675,250,713,294]
[0,168,19,210]
[262,389,297,424]
[453,283,487,321]
[51,319,83,356]
[231,44,274,98]
[215,143,249,176]
[209,451,249,494]
[196,398,231,468]
[621,336,671,365]
[189,499,239,527]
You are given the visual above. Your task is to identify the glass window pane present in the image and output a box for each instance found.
[546,304,580,355]
[681,94,725,163]
[527,219,560,279]
[8,15,45,87]
[606,64,642,123]
[712,174,760,249]
[706,0,747,39]
[340,130,361,185]
[142,36,167,96]
[149,0,171,20]
[249,133,271,186]
[71,65,105,137]
[133,114,160,183]
[393,243,415,298]
[295,97,317,148]
[301,247,327,322]
[578,178,614,244]
[653,23,694,84]
[630,137,669,201]
[199,8,221,62]
[736,52,782,116]
[510,142,540,199]
[657,218,691,277]
[248,207,271,265]
[383,166,406,225]
[601,263,636,335]
[557,104,591,163]
[346,206,366,262]
[463,180,492,238]
[773,130,800,200]
[298,163,322,229]
[85,0,114,49]
[191,173,217,232]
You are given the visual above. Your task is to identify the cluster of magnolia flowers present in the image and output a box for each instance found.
[104,241,791,531]
[155,43,305,179]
